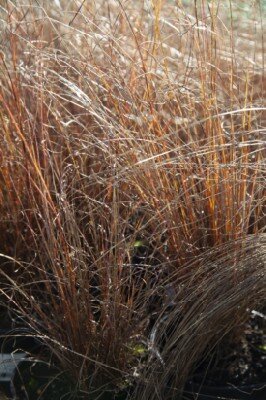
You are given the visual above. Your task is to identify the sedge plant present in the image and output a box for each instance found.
[0,0,265,399]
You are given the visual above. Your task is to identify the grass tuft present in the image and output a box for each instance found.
[0,0,265,398]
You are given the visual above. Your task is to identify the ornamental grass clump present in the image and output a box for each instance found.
[133,236,266,400]
[0,0,265,399]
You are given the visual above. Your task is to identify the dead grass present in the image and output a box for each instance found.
[0,0,265,399]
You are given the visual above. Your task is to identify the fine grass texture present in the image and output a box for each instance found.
[0,0,265,399]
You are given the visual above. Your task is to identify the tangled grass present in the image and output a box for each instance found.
[0,1,265,399]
